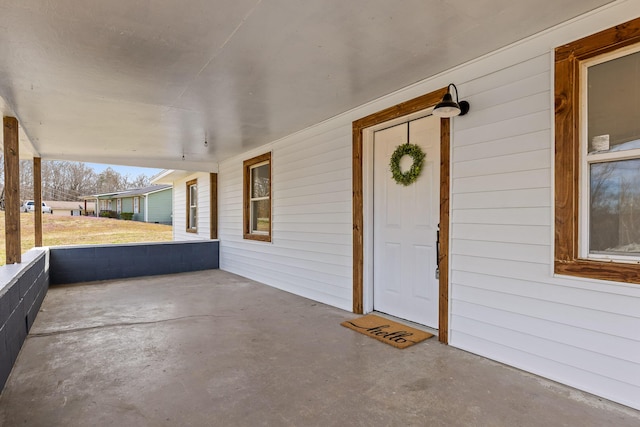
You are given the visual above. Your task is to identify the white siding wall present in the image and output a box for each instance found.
[444,3,640,410]
[172,172,212,241]
[219,126,353,310]
[451,52,640,409]
[216,1,640,409]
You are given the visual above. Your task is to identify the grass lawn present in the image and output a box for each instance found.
[0,212,173,266]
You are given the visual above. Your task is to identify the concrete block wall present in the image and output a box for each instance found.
[49,240,219,284]
[0,249,49,391]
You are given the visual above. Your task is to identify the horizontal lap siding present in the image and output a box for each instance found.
[219,126,353,311]
[147,190,173,224]
[450,51,640,409]
[210,3,640,409]
[122,198,133,213]
[173,173,211,241]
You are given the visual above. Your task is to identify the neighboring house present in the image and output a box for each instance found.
[83,191,119,215]
[159,6,640,411]
[152,171,215,240]
[84,184,173,224]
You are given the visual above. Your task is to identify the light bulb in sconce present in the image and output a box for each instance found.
[433,83,470,118]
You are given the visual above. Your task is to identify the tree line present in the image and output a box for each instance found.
[0,159,153,202]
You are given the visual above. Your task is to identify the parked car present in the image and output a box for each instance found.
[22,200,53,214]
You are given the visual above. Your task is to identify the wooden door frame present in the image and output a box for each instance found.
[352,87,451,344]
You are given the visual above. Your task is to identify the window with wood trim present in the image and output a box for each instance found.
[186,179,197,232]
[243,152,271,242]
[555,17,640,284]
[210,173,218,240]
[134,197,140,214]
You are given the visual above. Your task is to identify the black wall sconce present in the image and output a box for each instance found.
[433,83,470,118]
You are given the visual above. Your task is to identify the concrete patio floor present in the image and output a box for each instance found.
[0,270,638,426]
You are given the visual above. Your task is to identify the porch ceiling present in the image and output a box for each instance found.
[0,0,612,171]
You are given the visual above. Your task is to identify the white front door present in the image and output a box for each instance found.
[373,115,440,327]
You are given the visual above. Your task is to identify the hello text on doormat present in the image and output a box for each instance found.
[341,314,433,349]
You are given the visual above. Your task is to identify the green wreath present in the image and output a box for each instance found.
[389,143,426,186]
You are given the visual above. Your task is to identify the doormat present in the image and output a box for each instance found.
[341,314,433,349]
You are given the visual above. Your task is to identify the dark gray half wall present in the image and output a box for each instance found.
[49,240,219,285]
[0,249,49,391]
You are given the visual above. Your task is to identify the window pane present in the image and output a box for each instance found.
[590,159,640,254]
[189,207,197,229]
[251,199,270,232]
[251,164,270,198]
[190,185,197,206]
[588,50,640,153]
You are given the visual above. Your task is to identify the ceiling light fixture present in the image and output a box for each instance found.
[432,83,470,118]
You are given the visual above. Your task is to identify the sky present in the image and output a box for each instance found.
[84,163,163,179]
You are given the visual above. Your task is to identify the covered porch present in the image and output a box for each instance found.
[0,269,637,426]
[2,0,640,415]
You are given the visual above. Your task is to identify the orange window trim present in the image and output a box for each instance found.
[243,152,272,242]
[554,17,640,284]
[186,178,197,233]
